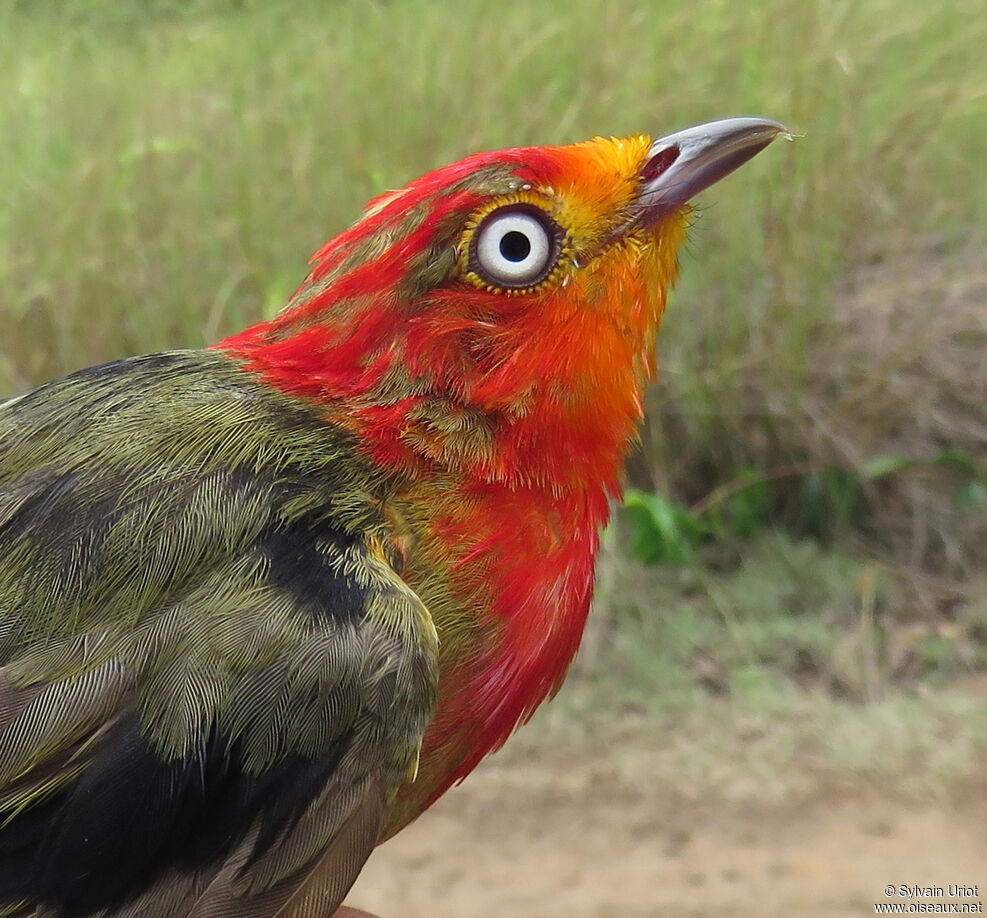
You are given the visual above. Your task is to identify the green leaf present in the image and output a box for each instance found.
[954,480,987,509]
[826,466,865,525]
[708,468,772,539]
[932,450,987,481]
[860,454,910,480]
[622,490,704,566]
[800,466,866,536]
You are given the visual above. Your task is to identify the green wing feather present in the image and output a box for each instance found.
[0,351,437,918]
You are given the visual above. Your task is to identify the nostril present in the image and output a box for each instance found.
[641,145,680,184]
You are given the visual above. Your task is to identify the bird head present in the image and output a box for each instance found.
[220,118,787,492]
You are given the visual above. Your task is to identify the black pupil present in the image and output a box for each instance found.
[499,230,531,262]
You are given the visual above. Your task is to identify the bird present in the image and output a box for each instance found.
[0,117,786,917]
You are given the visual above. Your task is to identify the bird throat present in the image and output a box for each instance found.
[377,456,609,838]
[360,332,653,837]
[216,203,680,839]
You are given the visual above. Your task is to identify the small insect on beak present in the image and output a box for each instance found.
[634,117,790,224]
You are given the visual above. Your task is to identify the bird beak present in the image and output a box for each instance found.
[634,117,790,223]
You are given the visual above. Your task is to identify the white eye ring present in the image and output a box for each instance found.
[471,207,559,288]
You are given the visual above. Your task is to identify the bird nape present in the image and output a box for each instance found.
[0,118,787,918]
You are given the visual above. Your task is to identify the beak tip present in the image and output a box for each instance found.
[637,116,791,220]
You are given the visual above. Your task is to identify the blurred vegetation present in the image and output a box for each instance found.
[590,530,987,704]
[1,0,985,734]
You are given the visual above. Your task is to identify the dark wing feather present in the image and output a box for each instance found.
[0,352,437,918]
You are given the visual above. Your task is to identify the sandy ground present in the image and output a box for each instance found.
[347,737,987,918]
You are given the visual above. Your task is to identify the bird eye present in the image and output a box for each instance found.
[470,206,561,289]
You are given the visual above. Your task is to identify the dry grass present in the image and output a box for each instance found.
[816,241,987,570]
[1,1,984,805]
[1,0,985,577]
[642,238,987,577]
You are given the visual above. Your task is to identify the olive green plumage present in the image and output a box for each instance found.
[0,351,437,918]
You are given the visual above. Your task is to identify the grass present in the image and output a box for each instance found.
[584,529,986,706]
[1,0,984,792]
[530,682,987,805]
[2,1,985,578]
[560,528,987,800]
